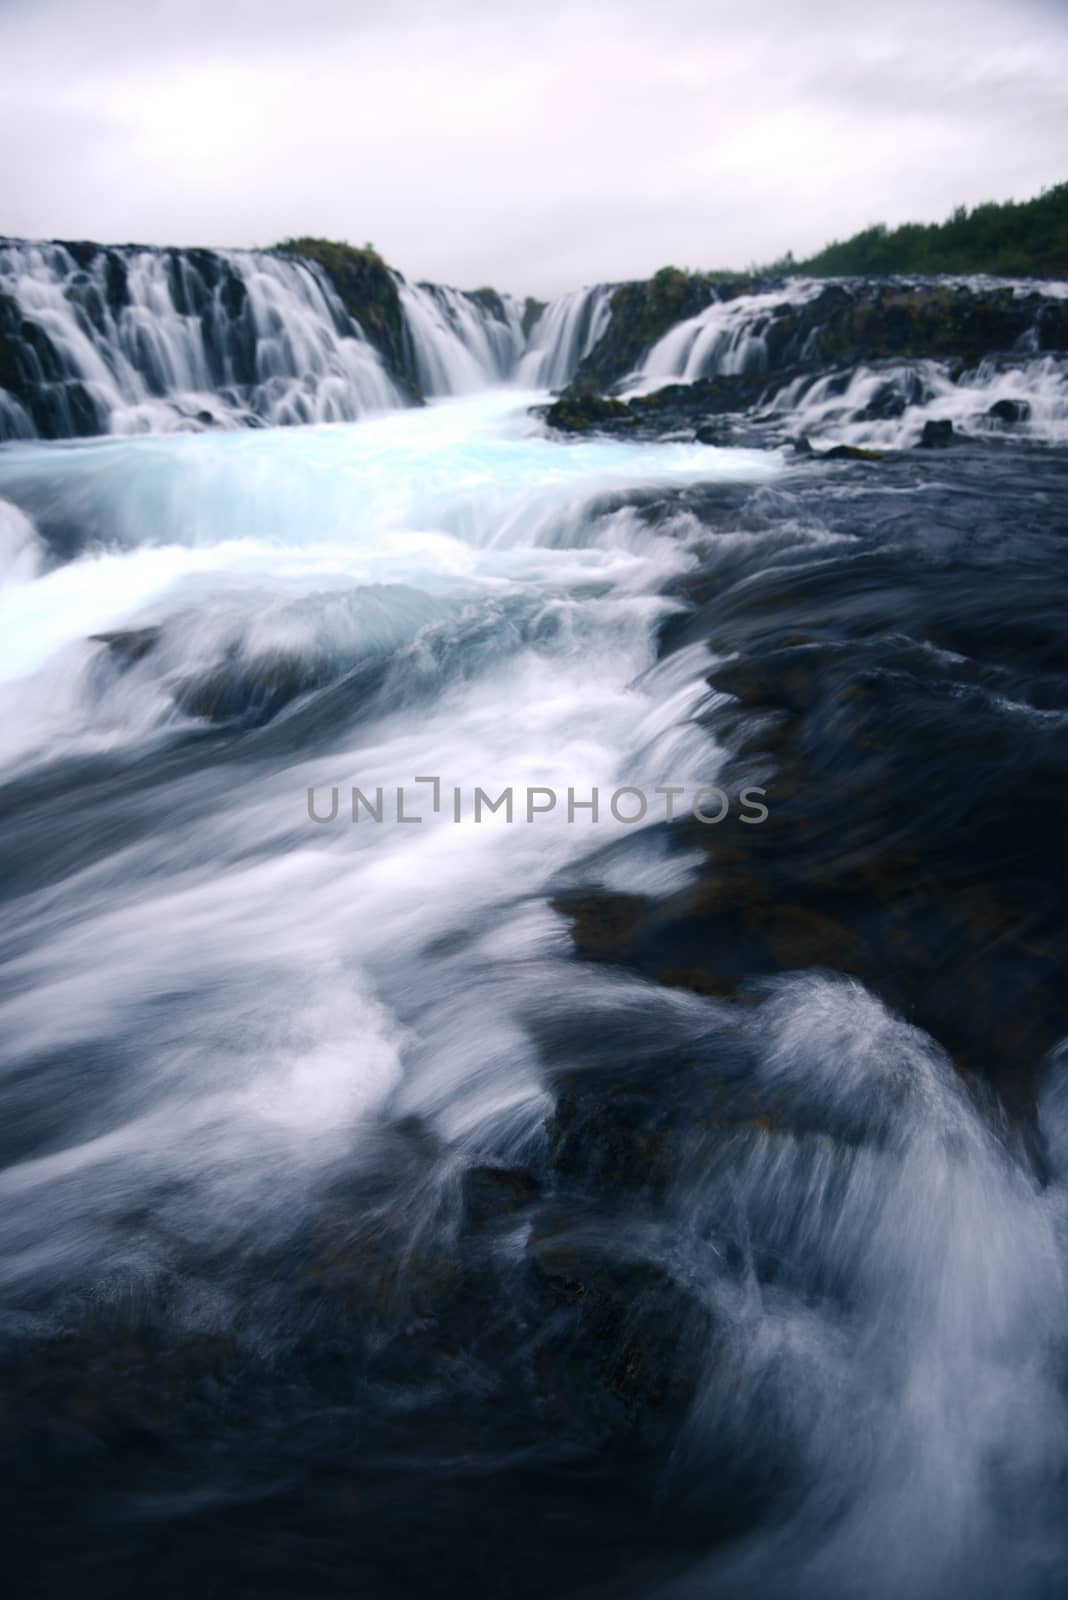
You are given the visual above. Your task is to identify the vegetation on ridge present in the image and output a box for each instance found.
[775,183,1068,280]
[272,236,419,397]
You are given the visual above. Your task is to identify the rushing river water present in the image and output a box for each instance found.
[2,358,1068,1596]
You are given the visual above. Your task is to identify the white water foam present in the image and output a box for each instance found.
[0,240,401,435]
[0,392,780,1296]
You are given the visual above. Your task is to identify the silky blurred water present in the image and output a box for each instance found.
[2,383,1067,1600]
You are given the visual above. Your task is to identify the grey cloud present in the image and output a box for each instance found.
[1,0,1065,295]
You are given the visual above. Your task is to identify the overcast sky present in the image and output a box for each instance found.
[1,0,1065,296]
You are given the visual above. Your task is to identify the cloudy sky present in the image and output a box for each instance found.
[1,0,1065,295]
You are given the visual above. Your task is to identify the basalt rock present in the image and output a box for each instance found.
[695,420,734,445]
[0,291,102,440]
[543,391,634,433]
[919,418,956,447]
[522,295,547,339]
[764,282,1068,374]
[542,370,805,442]
[526,1214,713,1449]
[467,285,511,324]
[276,237,421,401]
[570,268,752,393]
[818,442,886,461]
[90,627,163,665]
[461,1163,542,1232]
[550,453,1068,1121]
[632,371,775,417]
[542,364,901,449]
[173,651,337,727]
[988,396,1032,424]
[568,276,1068,397]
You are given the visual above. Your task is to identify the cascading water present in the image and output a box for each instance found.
[768,352,1068,448]
[627,281,824,391]
[0,244,614,437]
[397,280,525,395]
[0,240,401,438]
[625,275,1068,410]
[3,242,1068,1599]
[517,284,614,388]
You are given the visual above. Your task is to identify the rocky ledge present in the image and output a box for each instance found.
[567,275,1068,395]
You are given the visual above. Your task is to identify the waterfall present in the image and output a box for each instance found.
[0,240,401,439]
[396,280,524,396]
[517,285,614,389]
[1,240,622,441]
[632,287,782,388]
[628,282,824,392]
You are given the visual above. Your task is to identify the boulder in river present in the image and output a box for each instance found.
[987,397,1032,424]
[919,418,956,448]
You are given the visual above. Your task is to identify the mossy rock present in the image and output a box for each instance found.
[464,285,515,327]
[275,236,421,400]
[918,418,956,448]
[521,295,547,339]
[90,627,162,665]
[551,891,650,949]
[461,1163,542,1232]
[173,649,336,726]
[570,271,751,391]
[527,1214,713,1447]
[543,391,634,433]
[813,442,886,462]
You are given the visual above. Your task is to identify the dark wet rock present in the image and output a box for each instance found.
[467,286,511,324]
[860,378,906,419]
[90,626,162,665]
[53,238,100,271]
[0,290,103,440]
[988,397,1032,424]
[779,282,1068,374]
[538,370,805,445]
[810,441,886,462]
[174,651,335,727]
[462,1163,542,1231]
[543,391,634,433]
[548,450,1068,1123]
[522,295,547,339]
[570,267,736,392]
[919,418,956,447]
[547,1073,688,1200]
[539,356,945,450]
[570,275,1068,396]
[103,249,128,314]
[631,371,774,417]
[708,646,825,716]
[858,367,933,419]
[218,266,248,323]
[794,436,886,461]
[551,892,651,952]
[0,292,27,408]
[695,420,734,445]
[526,1215,712,1448]
[275,237,422,401]
[656,965,742,999]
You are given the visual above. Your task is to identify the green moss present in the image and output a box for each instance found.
[521,296,547,339]
[820,443,885,462]
[544,392,633,433]
[0,292,25,397]
[275,236,386,275]
[273,236,420,400]
[467,285,511,324]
